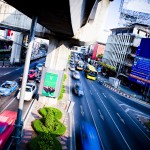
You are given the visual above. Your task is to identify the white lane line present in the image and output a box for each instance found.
[102,93,106,98]
[15,68,20,70]
[89,90,92,95]
[126,112,150,140]
[0,97,17,113]
[98,109,104,120]
[3,72,10,75]
[97,93,131,150]
[116,113,125,124]
[84,94,105,150]
[110,95,150,141]
[91,84,97,92]
[80,105,84,116]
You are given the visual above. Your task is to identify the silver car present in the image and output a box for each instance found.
[72,71,80,79]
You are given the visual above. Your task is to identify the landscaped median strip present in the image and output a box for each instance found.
[27,107,66,150]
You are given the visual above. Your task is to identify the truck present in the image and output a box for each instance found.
[109,77,120,88]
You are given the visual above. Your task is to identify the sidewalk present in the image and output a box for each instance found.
[18,69,71,150]
[99,74,146,102]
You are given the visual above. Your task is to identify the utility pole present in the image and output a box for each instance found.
[12,15,38,149]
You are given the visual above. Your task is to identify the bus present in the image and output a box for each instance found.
[84,64,98,80]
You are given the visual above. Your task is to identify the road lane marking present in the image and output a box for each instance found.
[110,95,150,141]
[97,94,131,150]
[84,94,105,150]
[80,105,84,116]
[3,72,10,75]
[116,113,125,124]
[89,90,92,95]
[98,109,104,120]
[102,93,106,98]
[92,84,97,92]
[0,97,17,113]
[15,68,20,70]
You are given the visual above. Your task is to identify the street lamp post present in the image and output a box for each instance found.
[12,15,38,149]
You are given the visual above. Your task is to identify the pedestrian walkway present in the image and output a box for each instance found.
[18,68,71,150]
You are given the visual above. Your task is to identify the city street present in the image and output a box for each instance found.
[0,58,45,114]
[70,70,150,150]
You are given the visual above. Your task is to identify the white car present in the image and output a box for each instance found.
[69,65,75,71]
[72,71,80,79]
[17,82,37,101]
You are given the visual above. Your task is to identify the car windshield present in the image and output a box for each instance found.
[0,123,8,134]
[88,71,97,77]
[29,71,34,74]
[1,83,11,89]
[26,87,31,92]
[37,64,43,67]
[76,85,82,90]
[74,72,79,76]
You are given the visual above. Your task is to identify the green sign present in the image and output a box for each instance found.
[42,72,58,97]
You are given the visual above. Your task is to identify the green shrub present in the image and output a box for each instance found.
[52,120,66,136]
[39,107,62,120]
[28,133,62,150]
[39,108,47,117]
[58,74,67,100]
[30,107,66,150]
[32,119,48,134]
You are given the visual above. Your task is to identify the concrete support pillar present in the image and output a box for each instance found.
[10,32,23,64]
[38,36,70,105]
[74,0,111,43]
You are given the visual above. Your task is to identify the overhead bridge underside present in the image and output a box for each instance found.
[4,0,98,37]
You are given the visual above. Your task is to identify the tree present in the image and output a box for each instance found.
[97,54,103,59]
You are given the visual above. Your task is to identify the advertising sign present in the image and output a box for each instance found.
[128,56,150,87]
[38,67,64,98]
[42,72,58,97]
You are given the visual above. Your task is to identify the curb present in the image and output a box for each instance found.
[104,83,137,100]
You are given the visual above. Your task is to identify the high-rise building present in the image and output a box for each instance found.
[102,24,150,84]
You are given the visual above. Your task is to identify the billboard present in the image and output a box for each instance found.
[42,72,58,97]
[136,38,150,59]
[38,67,64,98]
[128,56,150,87]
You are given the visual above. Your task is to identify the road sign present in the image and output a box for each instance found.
[42,72,58,97]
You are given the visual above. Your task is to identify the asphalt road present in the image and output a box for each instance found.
[70,70,150,150]
[0,58,45,114]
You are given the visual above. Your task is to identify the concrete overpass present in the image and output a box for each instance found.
[4,0,97,37]
[0,0,114,65]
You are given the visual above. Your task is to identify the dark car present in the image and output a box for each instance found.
[36,73,41,83]
[73,82,84,96]
[97,76,104,85]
